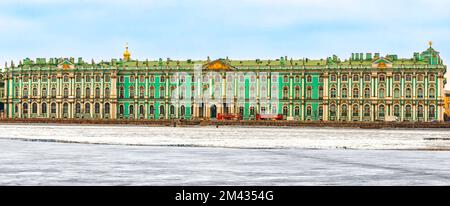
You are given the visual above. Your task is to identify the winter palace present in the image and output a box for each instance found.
[0,42,447,122]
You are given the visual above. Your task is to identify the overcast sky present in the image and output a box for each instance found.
[1,0,449,88]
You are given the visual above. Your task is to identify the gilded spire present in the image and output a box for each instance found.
[428,40,433,48]
[123,42,131,61]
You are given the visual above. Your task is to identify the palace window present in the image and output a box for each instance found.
[129,105,134,116]
[429,88,435,98]
[105,88,110,98]
[150,105,155,115]
[378,88,385,98]
[105,103,110,115]
[306,106,312,116]
[139,86,145,98]
[41,75,47,82]
[364,74,371,82]
[282,86,289,100]
[32,103,38,114]
[150,75,155,82]
[331,88,337,98]
[251,75,256,83]
[170,105,175,116]
[23,88,28,98]
[75,103,81,114]
[341,104,348,117]
[95,75,101,82]
[139,75,145,83]
[294,106,300,117]
[51,87,56,98]
[364,88,370,98]
[159,86,165,98]
[23,75,29,82]
[119,86,124,98]
[353,75,359,82]
[160,105,165,116]
[319,76,324,83]
[352,88,359,98]
[295,75,300,82]
[405,105,412,118]
[33,88,38,97]
[330,105,336,117]
[251,106,256,116]
[51,103,56,114]
[63,88,69,98]
[364,105,370,117]
[42,103,47,114]
[85,75,91,82]
[295,86,301,99]
[149,86,155,98]
[23,103,28,114]
[160,75,165,83]
[429,74,435,82]
[119,105,124,115]
[378,105,385,118]
[140,105,145,116]
[95,87,100,98]
[394,74,400,82]
[282,106,288,116]
[341,74,348,82]
[129,86,134,98]
[352,104,359,117]
[306,86,312,99]
[405,75,412,82]
[417,88,424,98]
[95,103,100,114]
[63,75,69,83]
[417,105,424,118]
[74,88,80,98]
[283,75,289,83]
[63,103,68,115]
[119,76,124,83]
[33,76,38,82]
[429,105,435,118]
[331,74,337,82]
[130,76,135,83]
[406,88,411,98]
[342,88,348,98]
[307,75,312,83]
[85,88,91,98]
[105,75,110,82]
[76,75,82,82]
[417,74,424,82]
[394,105,400,117]
[394,88,400,98]
[271,74,277,83]
[318,105,323,117]
[378,75,385,82]
[318,86,323,99]
[85,103,90,114]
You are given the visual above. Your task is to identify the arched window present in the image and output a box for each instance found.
[429,88,435,98]
[105,88,110,98]
[283,75,289,83]
[170,105,175,115]
[119,76,124,83]
[429,105,435,118]
[139,105,144,115]
[95,75,101,82]
[95,103,100,114]
[42,88,47,98]
[283,86,289,100]
[150,86,155,98]
[139,86,144,98]
[119,105,124,115]
[330,104,336,117]
[129,105,134,116]
[85,75,90,82]
[150,105,155,115]
[406,88,412,98]
[364,105,370,117]
[76,88,81,98]
[41,103,47,114]
[23,88,28,98]
[63,103,68,115]
[251,106,256,116]
[394,105,400,117]
[379,75,385,82]
[130,75,135,83]
[63,75,69,82]
[85,103,90,114]
[378,105,385,117]
[307,75,312,83]
[181,105,186,116]
[331,88,337,98]
[353,88,359,98]
[104,103,110,115]
[51,87,56,98]
[405,105,412,118]
[342,88,348,98]
[85,87,91,98]
[63,88,69,98]
[306,86,312,99]
[294,106,300,116]
[352,104,359,117]
[32,103,38,114]
[417,105,424,118]
[159,86,165,98]
[129,86,134,98]
[160,105,165,116]
[318,86,324,99]
[364,74,371,82]
[429,74,435,82]
[394,88,400,98]
[23,103,28,114]
[75,103,81,114]
[306,106,312,116]
[353,75,359,82]
[51,103,56,114]
[95,87,100,98]
[32,88,38,97]
[417,74,424,81]
[331,74,337,82]
[417,88,424,98]
[104,75,110,82]
[119,86,124,98]
[318,105,323,117]
[364,88,370,98]
[341,104,348,117]
[378,88,385,98]
[342,74,348,82]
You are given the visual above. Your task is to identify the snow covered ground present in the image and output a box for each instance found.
[1,124,450,185]
[0,124,449,150]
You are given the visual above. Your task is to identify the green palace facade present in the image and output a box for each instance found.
[0,43,447,122]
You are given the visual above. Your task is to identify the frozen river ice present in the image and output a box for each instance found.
[0,124,450,185]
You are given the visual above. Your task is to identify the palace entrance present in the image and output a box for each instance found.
[210,105,217,119]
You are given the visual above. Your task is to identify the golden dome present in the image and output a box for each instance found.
[123,42,131,61]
